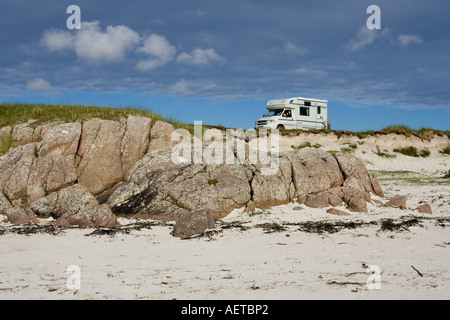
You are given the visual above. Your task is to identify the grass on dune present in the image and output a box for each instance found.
[0,103,235,133]
[393,146,431,158]
[279,124,449,140]
[0,103,196,133]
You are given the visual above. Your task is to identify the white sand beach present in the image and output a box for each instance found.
[1,134,449,300]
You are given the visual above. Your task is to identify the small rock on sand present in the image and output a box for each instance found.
[172,209,216,239]
[415,203,432,214]
[326,208,351,216]
[384,195,407,209]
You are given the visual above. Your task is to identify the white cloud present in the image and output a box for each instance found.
[283,42,307,56]
[136,34,176,71]
[41,21,140,63]
[41,23,224,71]
[169,78,218,96]
[345,26,390,51]
[41,29,74,51]
[26,78,54,95]
[177,48,226,67]
[75,21,140,62]
[397,34,423,47]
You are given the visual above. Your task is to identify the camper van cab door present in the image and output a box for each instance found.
[279,109,295,129]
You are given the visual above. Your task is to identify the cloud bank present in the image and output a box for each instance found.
[42,21,140,62]
[41,21,225,71]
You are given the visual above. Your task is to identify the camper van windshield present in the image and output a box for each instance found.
[264,109,284,117]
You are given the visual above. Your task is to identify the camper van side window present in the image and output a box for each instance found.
[317,107,321,114]
[300,107,310,116]
[304,101,311,107]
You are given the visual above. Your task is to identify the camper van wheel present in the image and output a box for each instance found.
[277,124,285,130]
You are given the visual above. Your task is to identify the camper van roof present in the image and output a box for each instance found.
[268,97,328,104]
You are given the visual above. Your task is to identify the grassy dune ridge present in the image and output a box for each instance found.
[280,124,450,140]
[1,103,449,156]
[0,103,184,129]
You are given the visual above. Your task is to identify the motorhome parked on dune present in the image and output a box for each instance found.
[254,97,330,130]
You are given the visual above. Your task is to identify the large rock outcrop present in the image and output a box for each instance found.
[335,152,384,198]
[121,116,152,177]
[76,119,125,195]
[30,184,118,228]
[27,122,81,203]
[0,143,38,201]
[11,120,36,146]
[106,146,252,220]
[147,120,176,154]
[105,146,381,221]
[249,149,344,208]
[0,191,12,213]
[0,116,153,225]
[0,116,386,227]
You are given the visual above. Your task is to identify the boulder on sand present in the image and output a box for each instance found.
[415,203,432,214]
[384,195,407,209]
[341,188,368,213]
[327,208,350,216]
[6,207,39,225]
[288,149,344,196]
[304,191,331,208]
[335,152,384,197]
[172,209,216,239]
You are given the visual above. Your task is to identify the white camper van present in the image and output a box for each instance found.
[254,97,329,130]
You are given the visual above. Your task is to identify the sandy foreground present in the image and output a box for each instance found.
[1,140,449,300]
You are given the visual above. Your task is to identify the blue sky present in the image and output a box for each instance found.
[0,0,449,131]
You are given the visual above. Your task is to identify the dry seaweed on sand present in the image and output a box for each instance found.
[254,222,288,234]
[378,218,421,232]
[219,221,250,232]
[0,224,66,236]
[85,220,168,237]
[295,220,376,234]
